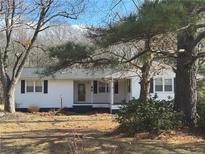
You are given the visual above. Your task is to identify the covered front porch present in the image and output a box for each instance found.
[73,78,132,111]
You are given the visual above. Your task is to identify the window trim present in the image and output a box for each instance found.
[154,78,163,92]
[164,78,173,92]
[26,80,34,93]
[98,81,106,93]
[35,81,43,93]
[153,77,174,93]
[26,80,44,93]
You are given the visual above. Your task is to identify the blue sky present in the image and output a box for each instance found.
[69,0,138,27]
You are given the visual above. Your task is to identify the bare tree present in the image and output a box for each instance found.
[0,0,87,113]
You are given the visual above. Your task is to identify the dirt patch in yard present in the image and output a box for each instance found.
[0,112,205,154]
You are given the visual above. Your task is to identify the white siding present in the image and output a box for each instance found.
[15,80,74,108]
[74,80,129,104]
[114,80,129,103]
[131,76,141,99]
[131,69,175,101]
[150,69,175,100]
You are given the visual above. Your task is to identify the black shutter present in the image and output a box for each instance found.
[174,77,176,92]
[21,80,25,94]
[44,80,48,93]
[128,79,131,93]
[114,81,118,94]
[93,80,97,94]
[149,78,153,93]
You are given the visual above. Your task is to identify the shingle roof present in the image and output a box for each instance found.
[19,68,132,80]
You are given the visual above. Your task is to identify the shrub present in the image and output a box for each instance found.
[197,102,205,131]
[68,134,86,154]
[116,99,183,134]
[28,105,40,113]
[197,64,205,131]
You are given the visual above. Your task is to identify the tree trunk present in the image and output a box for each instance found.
[138,38,153,103]
[3,85,15,113]
[0,71,16,113]
[139,60,152,103]
[175,31,198,126]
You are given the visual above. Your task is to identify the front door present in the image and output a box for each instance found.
[78,83,86,102]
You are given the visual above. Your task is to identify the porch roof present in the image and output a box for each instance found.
[19,68,134,80]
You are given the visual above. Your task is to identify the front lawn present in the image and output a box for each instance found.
[0,112,204,154]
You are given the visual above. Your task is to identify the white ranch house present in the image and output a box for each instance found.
[15,68,176,112]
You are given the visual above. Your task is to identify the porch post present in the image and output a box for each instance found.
[91,80,94,104]
[110,78,114,113]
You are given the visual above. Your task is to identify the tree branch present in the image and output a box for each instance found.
[194,31,205,46]
[196,52,205,58]
[3,0,16,66]
[11,52,23,82]
[123,50,148,63]
[195,23,205,29]
[197,6,205,14]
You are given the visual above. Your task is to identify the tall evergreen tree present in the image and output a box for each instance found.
[94,0,205,125]
[91,1,180,103]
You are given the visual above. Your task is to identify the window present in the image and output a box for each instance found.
[35,81,43,92]
[26,80,44,93]
[164,79,172,92]
[27,81,34,92]
[99,82,106,93]
[155,78,163,92]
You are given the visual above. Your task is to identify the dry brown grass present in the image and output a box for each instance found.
[0,112,205,154]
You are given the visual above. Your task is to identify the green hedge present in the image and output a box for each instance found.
[197,102,205,131]
[116,99,183,134]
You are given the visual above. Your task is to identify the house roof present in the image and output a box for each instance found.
[19,68,133,80]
